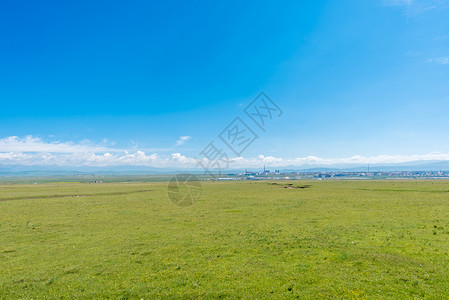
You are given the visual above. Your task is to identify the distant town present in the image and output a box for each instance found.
[218,168,449,180]
[2,169,449,185]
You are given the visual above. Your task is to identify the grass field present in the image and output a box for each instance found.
[1,180,449,299]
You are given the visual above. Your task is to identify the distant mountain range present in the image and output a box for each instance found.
[2,160,449,176]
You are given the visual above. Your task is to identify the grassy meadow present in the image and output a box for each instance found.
[1,180,449,299]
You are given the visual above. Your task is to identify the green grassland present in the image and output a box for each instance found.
[1,180,449,299]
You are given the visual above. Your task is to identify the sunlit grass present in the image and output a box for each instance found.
[1,180,449,298]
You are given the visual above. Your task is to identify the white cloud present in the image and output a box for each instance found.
[0,136,120,153]
[384,0,448,15]
[405,51,421,57]
[428,57,449,64]
[2,136,449,169]
[385,0,413,6]
[247,153,449,166]
[434,35,448,41]
[0,150,199,168]
[176,136,191,146]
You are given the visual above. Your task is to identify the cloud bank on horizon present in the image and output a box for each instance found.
[1,136,449,169]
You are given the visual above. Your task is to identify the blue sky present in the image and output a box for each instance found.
[1,0,449,168]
